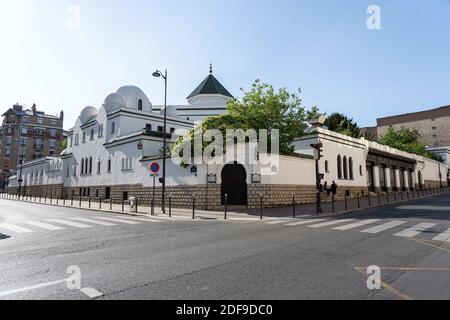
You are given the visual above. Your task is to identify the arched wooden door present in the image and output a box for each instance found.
[221,163,247,206]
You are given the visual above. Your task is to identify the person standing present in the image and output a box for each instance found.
[331,181,338,202]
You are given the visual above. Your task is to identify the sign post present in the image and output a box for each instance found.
[150,162,161,215]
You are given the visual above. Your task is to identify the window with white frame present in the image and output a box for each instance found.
[6,136,12,145]
[111,122,115,134]
[75,134,79,145]
[82,131,86,143]
[50,129,57,137]
[107,158,112,173]
[21,126,28,135]
[69,136,73,147]
[5,148,11,157]
[98,124,104,138]
[20,137,27,145]
[90,129,94,141]
[97,160,101,174]
[49,140,57,149]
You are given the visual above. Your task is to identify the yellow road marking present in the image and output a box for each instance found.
[411,239,450,253]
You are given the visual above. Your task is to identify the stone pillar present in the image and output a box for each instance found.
[373,166,381,192]
[410,171,416,190]
[385,168,392,192]
[403,170,409,191]
[395,169,401,190]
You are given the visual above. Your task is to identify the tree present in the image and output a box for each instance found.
[324,112,360,138]
[378,127,437,160]
[59,138,67,150]
[172,80,320,161]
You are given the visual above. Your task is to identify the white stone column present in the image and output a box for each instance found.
[403,170,409,190]
[385,168,392,189]
[410,171,416,189]
[395,169,401,189]
[373,166,381,190]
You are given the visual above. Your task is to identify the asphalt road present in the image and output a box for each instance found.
[0,194,449,300]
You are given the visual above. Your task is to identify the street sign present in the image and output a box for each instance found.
[18,179,23,183]
[150,162,160,174]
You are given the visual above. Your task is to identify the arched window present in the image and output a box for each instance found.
[89,157,93,174]
[85,158,89,175]
[418,171,423,190]
[349,157,354,180]
[325,160,329,173]
[360,165,363,176]
[343,156,348,180]
[138,99,143,111]
[337,155,342,179]
[81,158,85,175]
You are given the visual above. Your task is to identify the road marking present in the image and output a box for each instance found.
[0,279,66,297]
[23,221,65,231]
[48,219,93,229]
[394,223,437,238]
[0,223,34,234]
[80,287,102,299]
[433,228,450,242]
[106,216,163,223]
[397,205,450,211]
[265,220,294,225]
[71,218,116,226]
[411,239,450,253]
[93,217,140,225]
[361,221,407,234]
[333,219,381,231]
[285,219,327,226]
[307,219,355,229]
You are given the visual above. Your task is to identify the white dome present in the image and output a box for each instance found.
[160,105,178,118]
[79,106,98,124]
[103,92,126,113]
[116,85,152,112]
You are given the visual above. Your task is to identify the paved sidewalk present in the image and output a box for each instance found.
[2,188,449,222]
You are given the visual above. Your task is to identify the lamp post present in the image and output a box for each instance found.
[18,157,24,199]
[153,69,168,213]
[311,142,324,214]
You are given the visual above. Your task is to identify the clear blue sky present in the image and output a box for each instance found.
[1,0,450,129]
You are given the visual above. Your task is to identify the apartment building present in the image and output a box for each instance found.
[0,103,64,190]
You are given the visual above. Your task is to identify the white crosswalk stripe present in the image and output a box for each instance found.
[93,217,141,225]
[23,221,65,231]
[394,223,437,238]
[433,228,450,242]
[285,219,327,226]
[333,219,381,231]
[361,221,407,234]
[106,216,163,223]
[48,219,93,229]
[307,219,355,229]
[71,218,116,226]
[0,223,34,234]
[265,220,294,225]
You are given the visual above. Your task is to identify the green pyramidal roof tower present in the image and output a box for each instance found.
[187,64,233,99]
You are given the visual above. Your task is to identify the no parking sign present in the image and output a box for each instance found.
[150,162,160,176]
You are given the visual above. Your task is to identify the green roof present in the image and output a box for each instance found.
[187,74,233,99]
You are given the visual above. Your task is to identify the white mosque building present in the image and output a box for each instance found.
[7,69,450,209]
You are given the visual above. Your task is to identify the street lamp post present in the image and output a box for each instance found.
[18,157,24,199]
[311,142,324,215]
[153,69,168,213]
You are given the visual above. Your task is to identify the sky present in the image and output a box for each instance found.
[1,0,450,130]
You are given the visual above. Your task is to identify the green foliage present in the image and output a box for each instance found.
[324,112,360,138]
[172,80,320,162]
[59,138,67,150]
[378,127,437,159]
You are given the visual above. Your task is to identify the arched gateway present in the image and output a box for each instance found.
[221,163,248,206]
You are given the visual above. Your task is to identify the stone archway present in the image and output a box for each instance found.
[221,163,247,206]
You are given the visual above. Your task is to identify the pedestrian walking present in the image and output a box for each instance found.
[331,181,338,202]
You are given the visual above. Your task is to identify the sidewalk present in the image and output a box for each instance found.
[1,187,449,222]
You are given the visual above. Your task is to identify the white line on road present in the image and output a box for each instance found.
[93,217,141,225]
[105,216,163,223]
[394,223,437,238]
[0,279,66,297]
[71,218,116,226]
[265,220,295,225]
[23,221,65,231]
[433,228,450,242]
[48,219,93,229]
[332,219,381,231]
[361,221,407,234]
[307,219,355,229]
[285,219,327,226]
[80,287,102,299]
[0,223,34,234]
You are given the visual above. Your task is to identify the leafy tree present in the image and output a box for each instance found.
[324,112,360,138]
[172,80,320,161]
[378,127,437,160]
[59,138,67,150]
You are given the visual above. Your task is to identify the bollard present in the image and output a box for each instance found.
[260,194,263,220]
[169,195,172,218]
[39,195,42,203]
[99,198,102,209]
[63,196,66,206]
[401,192,404,201]
[378,192,381,205]
[71,195,74,206]
[344,195,348,211]
[89,197,91,208]
[332,195,335,213]
[224,194,228,220]
[192,194,196,219]
[57,196,59,205]
[110,197,113,211]
[387,192,390,203]
[151,199,154,216]
[292,194,296,218]
[122,199,124,212]
[368,193,372,207]
[50,195,53,204]
[135,198,138,213]
[45,193,47,204]
[357,194,360,209]
[79,196,82,207]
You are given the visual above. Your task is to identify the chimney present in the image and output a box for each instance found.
[60,110,64,120]
[32,103,37,115]
[308,115,327,129]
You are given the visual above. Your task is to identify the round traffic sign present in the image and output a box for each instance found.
[150,162,160,174]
